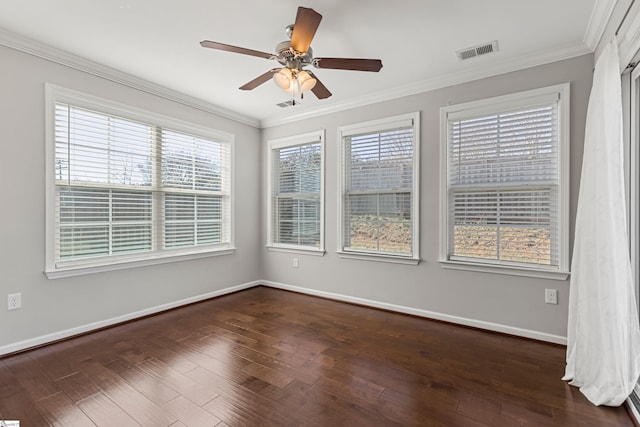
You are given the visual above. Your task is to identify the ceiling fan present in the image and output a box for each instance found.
[200,6,383,101]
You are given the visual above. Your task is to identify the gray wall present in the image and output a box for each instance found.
[0,45,262,350]
[0,44,593,351]
[261,54,594,340]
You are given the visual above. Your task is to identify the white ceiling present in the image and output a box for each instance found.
[0,1,600,126]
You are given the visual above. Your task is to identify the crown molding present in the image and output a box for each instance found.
[260,41,592,128]
[583,0,618,50]
[0,27,260,128]
[0,26,594,131]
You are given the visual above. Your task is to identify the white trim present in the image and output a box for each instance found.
[0,279,568,356]
[584,0,618,51]
[266,130,325,252]
[439,83,571,276]
[337,112,420,262]
[261,280,567,345]
[0,26,590,131]
[337,251,420,265]
[261,42,590,128]
[339,116,415,137]
[631,58,640,338]
[439,259,570,281]
[266,246,326,256]
[559,83,572,275]
[45,248,236,279]
[229,136,237,255]
[0,280,260,356]
[617,0,640,70]
[45,83,237,142]
[444,91,560,121]
[0,27,259,128]
[624,45,640,418]
[413,112,421,261]
[267,130,323,149]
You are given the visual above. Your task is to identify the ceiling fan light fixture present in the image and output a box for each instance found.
[201,7,381,101]
[297,70,316,92]
[273,68,316,95]
[273,68,293,90]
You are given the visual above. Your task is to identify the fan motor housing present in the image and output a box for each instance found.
[275,41,313,68]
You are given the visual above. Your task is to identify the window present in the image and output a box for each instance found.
[338,112,420,264]
[45,85,233,278]
[267,131,324,253]
[439,84,569,279]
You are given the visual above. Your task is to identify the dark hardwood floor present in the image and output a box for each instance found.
[0,286,634,426]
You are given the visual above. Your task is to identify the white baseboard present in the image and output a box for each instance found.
[1,279,568,356]
[261,280,568,345]
[0,280,260,356]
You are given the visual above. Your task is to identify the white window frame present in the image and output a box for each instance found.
[629,64,640,323]
[337,112,420,265]
[44,84,235,279]
[266,130,325,255]
[628,46,640,421]
[439,84,570,280]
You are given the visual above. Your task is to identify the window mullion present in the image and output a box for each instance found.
[153,126,164,251]
[496,191,502,261]
[194,193,199,246]
[109,190,113,256]
[296,146,302,246]
[376,192,381,251]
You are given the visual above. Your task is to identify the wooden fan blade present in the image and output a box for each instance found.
[200,40,273,59]
[290,7,322,53]
[239,69,280,90]
[308,72,332,99]
[314,58,383,72]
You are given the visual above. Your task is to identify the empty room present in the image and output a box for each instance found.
[1,0,640,425]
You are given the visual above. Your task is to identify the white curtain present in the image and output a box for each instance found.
[563,36,640,406]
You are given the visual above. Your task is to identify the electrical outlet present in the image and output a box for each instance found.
[293,257,299,268]
[7,293,21,310]
[544,288,558,305]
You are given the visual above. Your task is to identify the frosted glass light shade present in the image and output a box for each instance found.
[273,68,317,94]
[297,70,317,92]
[273,68,293,90]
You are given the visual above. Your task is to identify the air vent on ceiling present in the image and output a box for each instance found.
[456,40,499,61]
[276,100,301,108]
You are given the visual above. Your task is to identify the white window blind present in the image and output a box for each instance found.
[271,142,322,248]
[267,130,324,253]
[443,87,567,270]
[340,113,419,260]
[161,130,230,248]
[52,99,231,269]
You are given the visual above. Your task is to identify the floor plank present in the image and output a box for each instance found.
[0,286,634,426]
[78,359,177,426]
[76,392,139,427]
[163,395,222,426]
[36,392,97,427]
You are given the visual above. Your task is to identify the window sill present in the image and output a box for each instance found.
[45,247,236,279]
[337,251,420,265]
[266,245,325,256]
[439,259,570,280]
